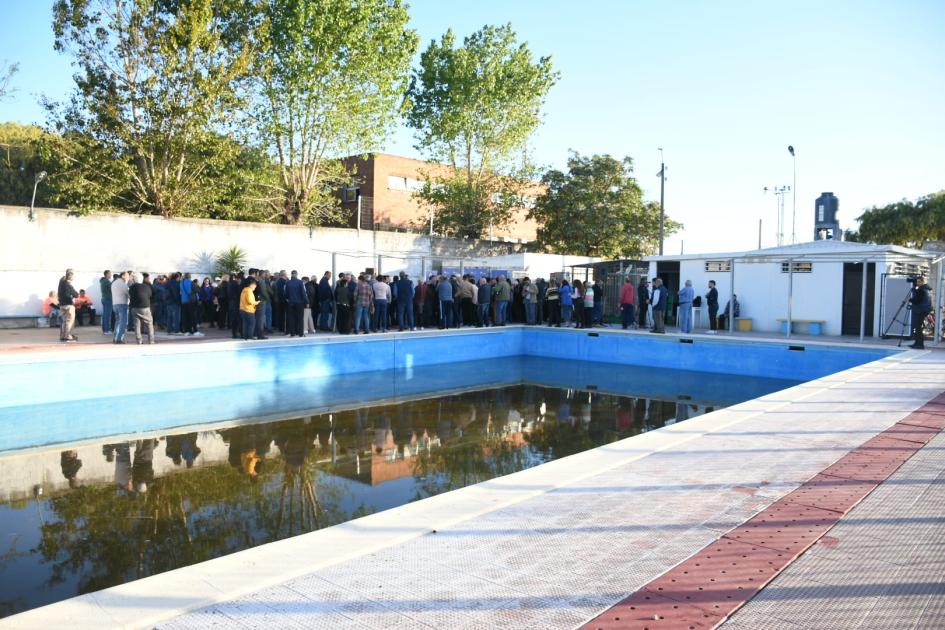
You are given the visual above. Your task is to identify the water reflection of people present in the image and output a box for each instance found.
[132,439,156,493]
[166,433,202,468]
[60,450,82,489]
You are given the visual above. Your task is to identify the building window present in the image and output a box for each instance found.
[342,186,358,203]
[387,176,424,193]
[781,262,813,273]
[704,260,731,272]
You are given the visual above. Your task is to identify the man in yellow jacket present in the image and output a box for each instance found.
[240,279,260,340]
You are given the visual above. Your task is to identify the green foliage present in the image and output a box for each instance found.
[48,0,253,218]
[846,191,945,248]
[0,122,55,206]
[406,24,557,239]
[529,152,682,259]
[214,245,248,276]
[249,0,419,226]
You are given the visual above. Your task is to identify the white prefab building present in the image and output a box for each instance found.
[645,240,942,339]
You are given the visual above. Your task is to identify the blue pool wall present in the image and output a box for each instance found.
[0,328,894,411]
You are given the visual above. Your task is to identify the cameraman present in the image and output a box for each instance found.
[909,276,932,349]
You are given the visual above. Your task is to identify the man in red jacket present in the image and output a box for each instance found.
[619,277,637,330]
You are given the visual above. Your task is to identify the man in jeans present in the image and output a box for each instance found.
[58,268,79,342]
[436,274,454,329]
[100,269,113,335]
[494,275,511,325]
[650,278,666,334]
[477,277,492,327]
[111,271,131,344]
[166,273,182,333]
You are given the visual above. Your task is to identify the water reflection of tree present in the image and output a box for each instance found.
[36,462,261,596]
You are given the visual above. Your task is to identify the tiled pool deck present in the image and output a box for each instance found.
[1,332,942,629]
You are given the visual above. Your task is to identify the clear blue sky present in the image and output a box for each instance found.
[1,0,943,253]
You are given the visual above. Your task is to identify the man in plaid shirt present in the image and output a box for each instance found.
[354,274,374,334]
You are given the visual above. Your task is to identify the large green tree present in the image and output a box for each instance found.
[406,24,557,239]
[0,122,54,207]
[845,191,945,248]
[529,153,682,259]
[48,0,253,217]
[249,0,418,226]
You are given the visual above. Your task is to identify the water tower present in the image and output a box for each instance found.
[814,193,840,241]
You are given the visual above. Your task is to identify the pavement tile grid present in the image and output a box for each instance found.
[158,384,944,630]
[720,416,945,629]
[582,393,945,630]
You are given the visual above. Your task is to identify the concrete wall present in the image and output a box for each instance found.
[0,205,526,316]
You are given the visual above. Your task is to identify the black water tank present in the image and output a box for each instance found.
[814,193,840,240]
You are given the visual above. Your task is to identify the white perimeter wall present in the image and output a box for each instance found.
[1,205,443,315]
[651,258,887,337]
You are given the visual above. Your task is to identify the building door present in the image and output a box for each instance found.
[841,262,875,336]
[656,261,681,324]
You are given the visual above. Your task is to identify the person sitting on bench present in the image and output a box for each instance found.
[718,294,740,330]
[42,290,60,326]
[74,290,97,326]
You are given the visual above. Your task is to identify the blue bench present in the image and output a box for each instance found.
[777,319,825,335]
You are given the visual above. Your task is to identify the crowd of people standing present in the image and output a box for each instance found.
[54,266,748,345]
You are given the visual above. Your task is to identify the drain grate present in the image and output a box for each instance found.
[646,538,785,613]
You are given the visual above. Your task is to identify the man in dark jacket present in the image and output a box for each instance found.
[58,268,79,342]
[284,270,307,337]
[637,278,649,329]
[100,269,113,335]
[273,271,287,333]
[228,272,244,339]
[396,272,415,331]
[317,272,334,331]
[706,280,719,333]
[909,276,932,349]
[166,273,182,333]
[129,273,155,344]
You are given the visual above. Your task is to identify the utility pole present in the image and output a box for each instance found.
[788,146,797,244]
[657,148,666,256]
[764,185,791,246]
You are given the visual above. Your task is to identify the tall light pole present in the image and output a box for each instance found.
[657,148,666,256]
[28,170,46,222]
[788,145,796,243]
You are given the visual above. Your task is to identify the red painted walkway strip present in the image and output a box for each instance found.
[582,392,945,630]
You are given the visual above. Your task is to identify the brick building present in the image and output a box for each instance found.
[337,153,540,242]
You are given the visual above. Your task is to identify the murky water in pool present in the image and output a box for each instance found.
[0,365,798,617]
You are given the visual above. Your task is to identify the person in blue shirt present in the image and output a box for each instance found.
[677,280,695,334]
[436,274,454,329]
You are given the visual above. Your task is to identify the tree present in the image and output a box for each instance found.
[406,24,557,239]
[529,153,682,259]
[0,123,54,206]
[845,191,945,248]
[249,0,418,226]
[0,60,18,100]
[48,0,253,217]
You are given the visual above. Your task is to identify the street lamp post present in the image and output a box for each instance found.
[657,148,666,256]
[28,170,47,222]
[788,146,796,244]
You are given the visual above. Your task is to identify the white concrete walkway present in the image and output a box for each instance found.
[4,349,942,630]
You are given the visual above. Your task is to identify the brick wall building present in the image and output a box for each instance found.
[338,153,540,242]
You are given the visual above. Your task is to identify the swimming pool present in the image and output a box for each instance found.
[0,328,895,453]
[0,360,800,617]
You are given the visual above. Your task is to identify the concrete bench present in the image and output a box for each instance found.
[777,318,825,335]
[0,315,47,329]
